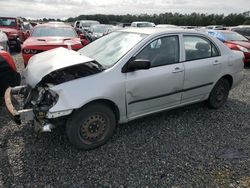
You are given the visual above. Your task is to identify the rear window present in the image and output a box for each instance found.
[0,18,17,27]
[32,27,77,38]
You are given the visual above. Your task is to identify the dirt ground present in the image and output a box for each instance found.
[0,53,250,187]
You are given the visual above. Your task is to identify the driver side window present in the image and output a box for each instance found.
[135,36,180,67]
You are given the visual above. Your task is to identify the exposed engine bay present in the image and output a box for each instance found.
[6,61,103,133]
[40,61,102,85]
[25,62,102,117]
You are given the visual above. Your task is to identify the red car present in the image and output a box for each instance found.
[22,23,89,66]
[0,17,27,52]
[208,30,250,65]
[0,47,20,96]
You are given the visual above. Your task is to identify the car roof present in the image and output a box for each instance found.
[120,27,198,35]
[132,21,151,24]
[35,22,72,28]
[212,30,236,34]
[76,20,99,23]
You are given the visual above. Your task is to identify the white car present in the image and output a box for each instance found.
[5,28,244,150]
[156,24,179,28]
[131,22,155,27]
[0,30,9,51]
[74,20,100,32]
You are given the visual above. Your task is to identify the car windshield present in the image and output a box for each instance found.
[91,25,111,33]
[32,26,77,37]
[222,32,248,42]
[232,28,250,37]
[0,18,17,27]
[79,31,147,68]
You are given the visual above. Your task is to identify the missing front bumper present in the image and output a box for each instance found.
[4,86,34,124]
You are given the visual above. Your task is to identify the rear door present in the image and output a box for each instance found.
[125,35,185,119]
[181,35,222,104]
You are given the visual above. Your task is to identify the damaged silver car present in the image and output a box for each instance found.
[5,28,244,150]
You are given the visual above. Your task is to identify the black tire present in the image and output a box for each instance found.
[207,78,230,109]
[6,43,10,53]
[66,103,116,150]
[0,70,20,97]
[15,40,21,53]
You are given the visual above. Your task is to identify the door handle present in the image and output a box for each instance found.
[213,60,221,65]
[172,67,184,73]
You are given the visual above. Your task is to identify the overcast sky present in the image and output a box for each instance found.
[0,0,249,19]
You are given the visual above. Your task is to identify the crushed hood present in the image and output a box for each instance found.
[24,47,94,87]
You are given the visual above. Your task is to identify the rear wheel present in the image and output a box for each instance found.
[207,78,230,109]
[66,103,116,150]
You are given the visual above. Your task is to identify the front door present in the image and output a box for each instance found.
[125,35,185,119]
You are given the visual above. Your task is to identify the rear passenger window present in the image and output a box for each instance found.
[184,36,220,61]
[136,36,179,67]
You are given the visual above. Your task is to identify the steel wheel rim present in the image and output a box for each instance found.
[80,114,108,143]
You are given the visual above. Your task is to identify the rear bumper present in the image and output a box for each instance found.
[4,86,34,125]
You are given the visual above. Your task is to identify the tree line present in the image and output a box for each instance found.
[24,12,250,26]
[65,13,250,26]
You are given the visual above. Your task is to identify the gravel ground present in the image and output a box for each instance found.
[0,54,250,188]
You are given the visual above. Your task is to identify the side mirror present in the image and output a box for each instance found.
[122,59,151,73]
[0,46,4,51]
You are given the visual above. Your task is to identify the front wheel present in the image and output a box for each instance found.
[66,103,116,150]
[207,78,230,109]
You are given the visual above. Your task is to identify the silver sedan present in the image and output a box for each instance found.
[5,28,244,150]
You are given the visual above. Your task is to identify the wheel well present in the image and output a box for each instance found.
[83,99,120,122]
[221,75,233,89]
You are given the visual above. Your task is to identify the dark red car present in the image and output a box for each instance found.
[208,30,250,65]
[22,22,89,66]
[0,47,20,96]
[0,17,27,52]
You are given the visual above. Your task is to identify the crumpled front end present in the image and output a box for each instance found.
[5,84,60,132]
[4,49,103,132]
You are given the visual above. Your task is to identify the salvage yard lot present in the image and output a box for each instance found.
[0,54,250,187]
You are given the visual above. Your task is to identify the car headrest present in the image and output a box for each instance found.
[195,42,210,52]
